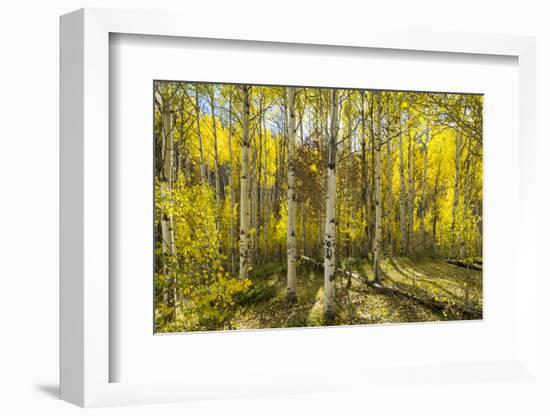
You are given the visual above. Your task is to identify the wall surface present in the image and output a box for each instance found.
[0,1,548,415]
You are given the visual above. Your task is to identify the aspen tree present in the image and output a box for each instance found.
[239,86,251,280]
[373,92,383,283]
[194,85,207,184]
[263,111,270,259]
[255,95,264,262]
[159,91,177,321]
[407,132,416,254]
[324,89,339,320]
[449,119,463,259]
[209,86,222,206]
[432,152,443,251]
[462,135,473,258]
[286,87,298,302]
[360,91,369,258]
[398,103,408,255]
[419,126,429,251]
[368,93,376,256]
[384,101,393,257]
[227,88,236,275]
[209,85,222,252]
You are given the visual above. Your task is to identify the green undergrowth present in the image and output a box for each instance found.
[163,257,483,332]
[231,257,482,330]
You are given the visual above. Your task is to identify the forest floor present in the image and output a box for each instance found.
[233,257,483,330]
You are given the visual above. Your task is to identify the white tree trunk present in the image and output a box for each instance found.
[239,86,251,280]
[286,87,298,302]
[407,134,415,255]
[160,96,177,320]
[323,89,339,321]
[462,136,473,258]
[449,130,462,259]
[263,113,270,258]
[373,92,382,283]
[228,90,236,275]
[398,110,407,255]
[301,201,307,256]
[209,86,222,252]
[253,99,263,264]
[195,86,207,184]
[360,92,369,258]
[385,113,393,257]
[419,128,429,251]
[432,154,442,252]
[209,87,222,205]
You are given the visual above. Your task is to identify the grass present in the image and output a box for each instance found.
[381,257,483,312]
[231,256,483,330]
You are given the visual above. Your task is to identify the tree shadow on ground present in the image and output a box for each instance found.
[236,263,325,329]
[386,258,459,299]
[234,257,480,329]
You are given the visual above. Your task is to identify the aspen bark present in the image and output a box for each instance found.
[462,136,473,258]
[194,86,207,184]
[324,89,339,321]
[373,92,383,283]
[318,208,324,259]
[209,86,222,206]
[419,128,429,251]
[263,113,270,259]
[250,154,258,265]
[239,86,251,280]
[385,112,393,257]
[360,92,369,258]
[398,108,407,255]
[160,96,177,321]
[273,138,281,218]
[228,90,236,275]
[255,98,263,262]
[301,201,307,256]
[209,86,222,252]
[432,154,442,252]
[407,134,415,255]
[368,95,376,256]
[286,87,298,302]
[449,130,462,259]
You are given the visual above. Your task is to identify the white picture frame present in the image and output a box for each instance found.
[60,7,538,408]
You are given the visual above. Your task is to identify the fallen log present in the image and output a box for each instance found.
[300,255,482,319]
[446,259,482,272]
[300,255,323,267]
[300,255,361,288]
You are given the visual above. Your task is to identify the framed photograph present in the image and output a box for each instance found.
[150,79,484,333]
[60,8,538,408]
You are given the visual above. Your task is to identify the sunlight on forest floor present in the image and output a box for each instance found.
[232,257,482,330]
